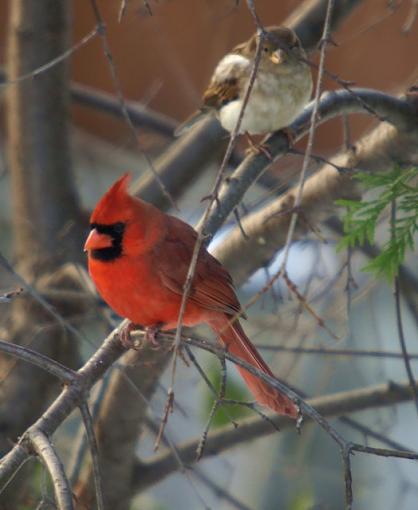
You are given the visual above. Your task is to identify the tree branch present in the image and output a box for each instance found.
[29,429,73,510]
[287,0,364,50]
[78,403,104,510]
[201,88,417,239]
[74,343,171,508]
[213,92,418,285]
[131,0,366,209]
[0,339,76,383]
[71,82,177,138]
[1,2,84,505]
[0,322,127,490]
[133,375,418,492]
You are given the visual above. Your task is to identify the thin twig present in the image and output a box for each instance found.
[192,469,253,510]
[351,443,418,461]
[79,403,104,510]
[246,0,264,31]
[392,200,418,415]
[0,339,76,382]
[132,345,418,492]
[341,446,353,510]
[254,343,418,360]
[282,271,339,340]
[287,147,353,174]
[0,322,127,488]
[89,0,176,209]
[0,252,91,347]
[184,345,237,426]
[279,0,335,274]
[204,87,417,239]
[0,287,23,303]
[118,0,128,21]
[70,82,177,137]
[403,0,418,32]
[340,416,418,455]
[29,430,73,510]
[68,376,111,485]
[162,25,267,444]
[196,354,228,460]
[0,28,98,88]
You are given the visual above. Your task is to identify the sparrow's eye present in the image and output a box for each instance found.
[263,47,269,53]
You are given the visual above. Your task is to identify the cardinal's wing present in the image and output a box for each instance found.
[153,215,243,317]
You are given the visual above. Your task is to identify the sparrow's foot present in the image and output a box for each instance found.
[281,127,297,147]
[119,321,140,349]
[244,132,272,160]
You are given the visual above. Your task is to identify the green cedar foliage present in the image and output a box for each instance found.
[336,167,418,280]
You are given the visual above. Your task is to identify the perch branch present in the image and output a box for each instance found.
[133,366,418,492]
[203,88,417,239]
[29,429,73,510]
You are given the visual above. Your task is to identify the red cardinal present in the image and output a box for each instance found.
[84,174,297,417]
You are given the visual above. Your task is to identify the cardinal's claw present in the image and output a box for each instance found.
[144,324,163,349]
[119,321,140,349]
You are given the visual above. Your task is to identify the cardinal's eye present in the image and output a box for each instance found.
[113,222,125,234]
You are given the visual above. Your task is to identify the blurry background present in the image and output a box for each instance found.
[0,1,418,509]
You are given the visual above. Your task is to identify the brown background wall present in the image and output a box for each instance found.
[1,0,417,153]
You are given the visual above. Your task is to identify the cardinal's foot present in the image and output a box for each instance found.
[119,321,141,349]
[144,324,163,349]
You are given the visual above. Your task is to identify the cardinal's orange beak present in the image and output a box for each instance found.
[84,228,113,252]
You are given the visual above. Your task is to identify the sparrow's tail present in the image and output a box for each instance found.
[209,315,298,418]
[174,109,207,137]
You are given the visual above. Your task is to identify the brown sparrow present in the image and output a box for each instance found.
[176,26,312,138]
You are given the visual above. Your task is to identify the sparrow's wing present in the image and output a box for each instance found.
[202,78,241,110]
[176,52,250,137]
[202,53,249,111]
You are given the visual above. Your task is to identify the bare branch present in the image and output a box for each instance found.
[74,339,171,508]
[0,340,76,383]
[393,201,418,415]
[1,2,84,504]
[78,403,104,510]
[132,0,366,209]
[277,0,335,299]
[88,0,176,209]
[254,343,418,360]
[70,82,177,137]
[29,429,73,510]
[133,371,418,492]
[0,322,127,489]
[402,0,418,32]
[213,95,418,286]
[0,28,98,88]
[287,0,364,50]
[204,88,417,240]
[341,447,353,510]
[160,15,269,450]
[0,288,23,303]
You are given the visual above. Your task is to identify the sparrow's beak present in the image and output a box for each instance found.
[84,228,113,252]
[270,49,286,65]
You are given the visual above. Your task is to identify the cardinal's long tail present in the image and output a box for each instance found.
[209,316,298,418]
